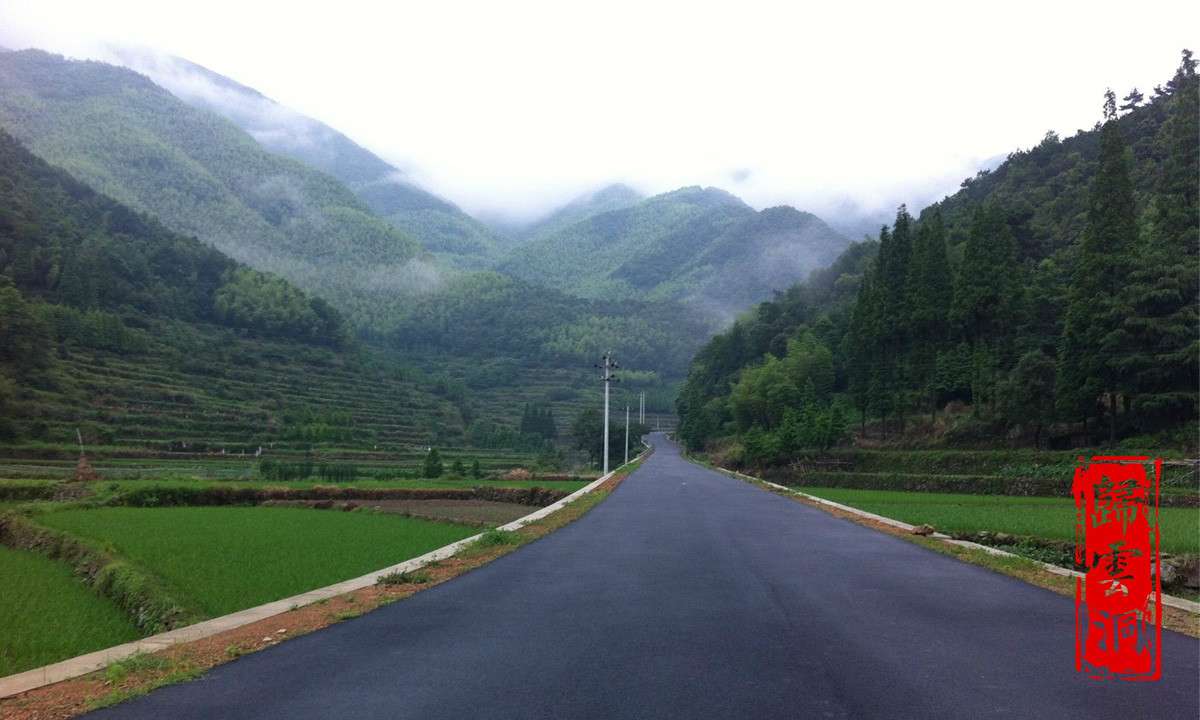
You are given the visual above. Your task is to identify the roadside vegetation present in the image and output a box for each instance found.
[677,53,1197,460]
[795,487,1198,555]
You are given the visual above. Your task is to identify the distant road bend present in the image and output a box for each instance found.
[87,433,1199,719]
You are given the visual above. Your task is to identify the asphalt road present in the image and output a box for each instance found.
[87,433,1199,719]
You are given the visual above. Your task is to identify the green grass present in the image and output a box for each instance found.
[0,545,142,677]
[474,528,519,547]
[798,487,1199,555]
[36,507,478,616]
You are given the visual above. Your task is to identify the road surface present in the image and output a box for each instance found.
[86,432,1199,719]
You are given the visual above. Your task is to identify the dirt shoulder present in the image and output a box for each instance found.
[265,498,535,527]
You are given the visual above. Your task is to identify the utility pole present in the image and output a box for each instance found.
[595,354,619,475]
[639,391,645,424]
[625,405,630,465]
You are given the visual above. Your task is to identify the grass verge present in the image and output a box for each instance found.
[794,487,1199,556]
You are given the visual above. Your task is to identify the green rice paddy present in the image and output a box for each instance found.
[0,545,141,677]
[37,507,479,616]
[797,487,1199,555]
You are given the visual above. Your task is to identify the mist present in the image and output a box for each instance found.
[1,0,1195,234]
[114,43,1009,236]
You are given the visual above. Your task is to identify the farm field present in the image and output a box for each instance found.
[3,325,466,453]
[797,487,1200,556]
[0,477,592,507]
[345,499,536,526]
[35,507,479,616]
[0,545,142,677]
[92,477,591,493]
[0,450,553,481]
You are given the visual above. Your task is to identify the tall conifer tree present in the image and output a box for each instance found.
[871,207,914,425]
[948,201,1018,408]
[846,269,881,432]
[1057,90,1139,443]
[1118,50,1198,424]
[904,210,953,417]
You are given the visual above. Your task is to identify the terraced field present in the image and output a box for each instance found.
[1,317,582,478]
[38,335,455,452]
[0,450,570,483]
[2,316,674,480]
[408,356,678,448]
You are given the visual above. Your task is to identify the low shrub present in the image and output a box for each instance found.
[110,485,569,508]
[0,483,55,502]
[474,528,518,547]
[376,570,433,585]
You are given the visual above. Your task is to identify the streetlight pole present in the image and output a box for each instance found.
[595,354,619,475]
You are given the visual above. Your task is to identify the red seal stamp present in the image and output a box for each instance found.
[1073,457,1161,680]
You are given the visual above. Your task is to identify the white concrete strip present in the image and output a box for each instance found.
[498,442,649,532]
[720,466,1200,615]
[0,458,645,700]
[1161,593,1200,613]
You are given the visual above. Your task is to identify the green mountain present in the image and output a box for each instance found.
[0,49,430,312]
[676,51,1198,456]
[928,92,1183,261]
[496,186,851,321]
[512,183,644,242]
[108,49,511,267]
[0,126,467,449]
[0,49,715,443]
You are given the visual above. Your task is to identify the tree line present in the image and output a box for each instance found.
[0,127,351,354]
[678,51,1197,455]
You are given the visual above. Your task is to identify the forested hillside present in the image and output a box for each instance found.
[0,128,344,344]
[382,271,712,374]
[0,128,467,448]
[509,184,644,242]
[0,49,430,311]
[677,51,1198,459]
[109,51,512,267]
[497,186,851,322]
[0,50,715,414]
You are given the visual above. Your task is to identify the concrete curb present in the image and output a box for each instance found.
[710,464,1200,615]
[498,439,649,532]
[0,452,649,701]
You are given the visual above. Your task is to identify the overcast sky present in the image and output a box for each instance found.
[1,0,1196,228]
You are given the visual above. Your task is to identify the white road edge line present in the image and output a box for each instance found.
[0,444,651,700]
